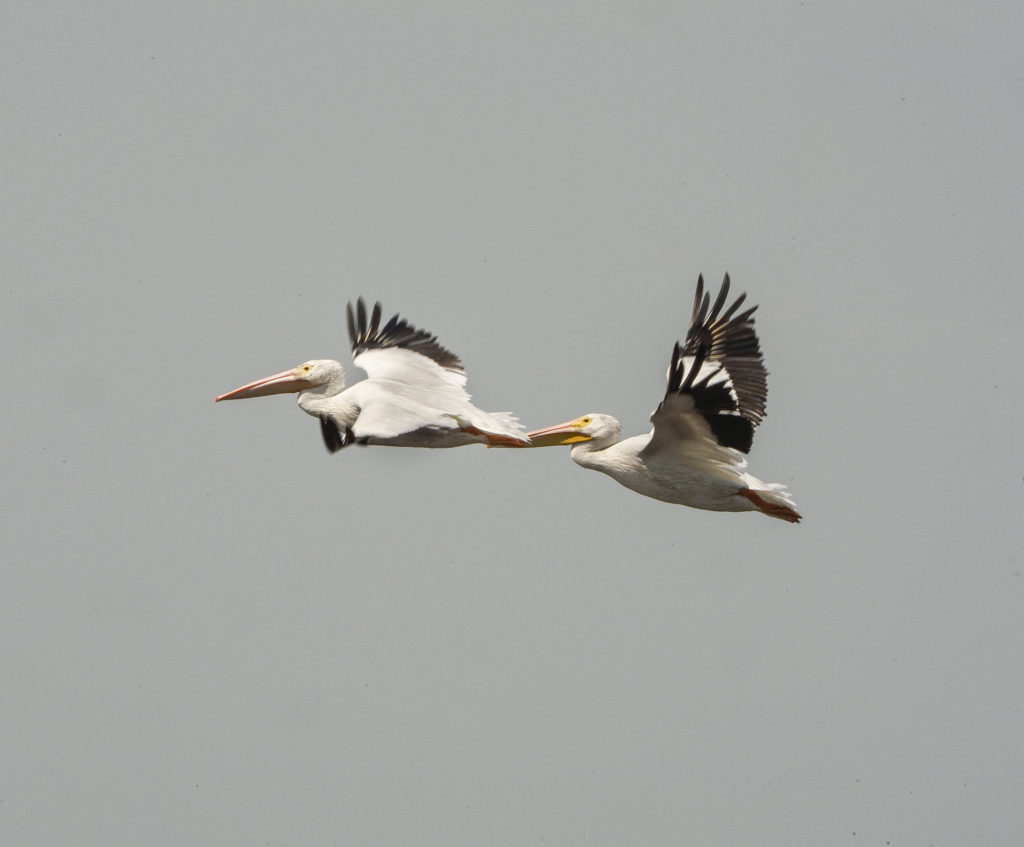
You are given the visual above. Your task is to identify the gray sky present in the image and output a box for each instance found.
[3,2,1023,844]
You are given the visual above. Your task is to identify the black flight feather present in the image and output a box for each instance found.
[678,272,768,429]
[347,297,464,373]
[319,415,350,454]
[657,273,770,454]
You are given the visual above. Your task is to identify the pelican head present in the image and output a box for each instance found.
[526,413,621,447]
[215,359,346,402]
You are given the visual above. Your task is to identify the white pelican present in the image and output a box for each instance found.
[215,299,529,451]
[527,274,801,522]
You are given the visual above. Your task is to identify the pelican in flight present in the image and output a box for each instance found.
[216,299,528,450]
[527,274,801,522]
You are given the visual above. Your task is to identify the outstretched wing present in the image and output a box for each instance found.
[642,273,768,460]
[343,298,482,439]
[342,298,527,444]
[346,298,467,389]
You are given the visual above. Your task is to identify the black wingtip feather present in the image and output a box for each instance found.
[658,273,772,451]
[348,299,465,372]
[691,274,711,328]
[356,298,366,334]
[677,345,705,394]
[319,416,348,453]
[346,301,357,348]
[720,291,748,323]
[708,273,730,320]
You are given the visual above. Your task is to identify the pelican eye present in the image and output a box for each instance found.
[578,417,592,426]
[302,364,313,373]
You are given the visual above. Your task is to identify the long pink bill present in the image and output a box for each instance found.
[215,368,312,402]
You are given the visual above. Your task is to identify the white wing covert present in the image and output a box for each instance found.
[348,298,468,387]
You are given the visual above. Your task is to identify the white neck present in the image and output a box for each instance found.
[569,430,622,466]
[296,371,348,417]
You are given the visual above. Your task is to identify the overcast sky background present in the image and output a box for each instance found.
[3,2,1022,845]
